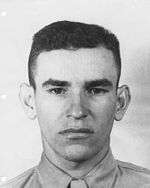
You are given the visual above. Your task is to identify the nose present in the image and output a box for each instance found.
[67,93,88,120]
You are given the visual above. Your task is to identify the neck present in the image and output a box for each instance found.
[42,136,110,178]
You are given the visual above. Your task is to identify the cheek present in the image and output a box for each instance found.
[35,95,66,131]
[91,96,116,141]
[92,95,116,123]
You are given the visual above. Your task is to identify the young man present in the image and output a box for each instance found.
[1,21,150,188]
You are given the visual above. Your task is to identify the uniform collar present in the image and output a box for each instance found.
[37,148,117,188]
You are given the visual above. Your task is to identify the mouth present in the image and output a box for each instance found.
[59,128,94,139]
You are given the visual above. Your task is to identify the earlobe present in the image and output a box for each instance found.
[115,85,131,121]
[19,83,37,120]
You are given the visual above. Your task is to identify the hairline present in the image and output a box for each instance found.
[29,45,121,91]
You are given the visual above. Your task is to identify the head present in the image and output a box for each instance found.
[19,21,130,163]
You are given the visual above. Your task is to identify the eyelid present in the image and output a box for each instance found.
[46,86,109,96]
[47,87,68,95]
[86,86,109,90]
[86,87,109,95]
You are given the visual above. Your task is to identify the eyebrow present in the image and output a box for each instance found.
[42,78,71,88]
[42,78,113,88]
[84,79,113,88]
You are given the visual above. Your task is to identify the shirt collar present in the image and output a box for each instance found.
[37,149,117,188]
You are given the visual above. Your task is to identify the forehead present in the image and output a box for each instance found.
[35,47,118,85]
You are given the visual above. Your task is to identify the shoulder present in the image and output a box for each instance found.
[116,160,150,186]
[0,166,39,188]
[117,160,150,175]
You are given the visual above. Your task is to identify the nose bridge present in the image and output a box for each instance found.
[68,88,88,119]
[73,90,83,108]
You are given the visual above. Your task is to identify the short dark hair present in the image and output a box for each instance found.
[28,20,121,89]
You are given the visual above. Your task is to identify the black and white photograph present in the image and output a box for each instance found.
[0,0,150,187]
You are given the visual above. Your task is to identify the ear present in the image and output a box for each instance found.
[19,83,37,120]
[114,85,131,121]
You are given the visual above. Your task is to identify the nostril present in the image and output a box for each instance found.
[75,114,87,120]
[67,111,88,119]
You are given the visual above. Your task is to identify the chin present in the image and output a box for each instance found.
[63,144,95,162]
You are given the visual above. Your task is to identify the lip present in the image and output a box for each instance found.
[59,128,94,139]
[64,132,92,139]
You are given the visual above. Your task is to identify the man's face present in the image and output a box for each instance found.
[34,47,118,162]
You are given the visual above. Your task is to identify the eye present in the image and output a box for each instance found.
[86,88,108,95]
[47,88,67,95]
